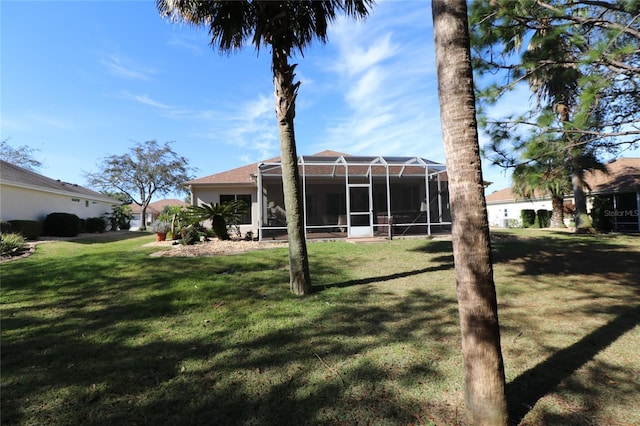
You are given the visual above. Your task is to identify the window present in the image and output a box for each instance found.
[220,194,252,224]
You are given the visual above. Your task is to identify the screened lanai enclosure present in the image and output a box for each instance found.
[257,155,451,241]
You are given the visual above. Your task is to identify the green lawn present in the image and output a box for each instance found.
[1,230,639,425]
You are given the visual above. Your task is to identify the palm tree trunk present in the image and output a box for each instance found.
[272,42,311,296]
[432,1,508,425]
[571,152,592,232]
[551,194,566,228]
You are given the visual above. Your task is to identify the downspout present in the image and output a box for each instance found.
[613,193,618,231]
[437,172,443,222]
[301,157,307,236]
[257,164,263,241]
[386,161,391,240]
[425,167,431,236]
[637,191,640,232]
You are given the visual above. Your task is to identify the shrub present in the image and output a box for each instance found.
[44,213,81,237]
[505,218,521,228]
[7,220,42,239]
[103,204,133,231]
[180,225,201,245]
[86,217,107,233]
[1,221,11,234]
[149,221,171,234]
[1,233,25,255]
[590,195,614,233]
[521,209,536,228]
[536,209,551,228]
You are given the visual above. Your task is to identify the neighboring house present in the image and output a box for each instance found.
[183,150,451,241]
[0,159,121,222]
[129,199,189,230]
[485,157,640,231]
[586,157,640,231]
[485,187,573,228]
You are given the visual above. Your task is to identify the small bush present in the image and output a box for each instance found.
[536,209,551,228]
[149,221,171,233]
[1,221,12,234]
[590,195,614,233]
[86,217,107,233]
[1,233,25,255]
[505,218,521,228]
[44,213,81,237]
[521,209,536,228]
[180,225,201,245]
[7,220,43,239]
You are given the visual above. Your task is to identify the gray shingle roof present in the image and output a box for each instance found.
[1,160,121,203]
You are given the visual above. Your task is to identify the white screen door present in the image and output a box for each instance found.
[347,184,373,237]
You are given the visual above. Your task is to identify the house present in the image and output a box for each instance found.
[0,160,121,222]
[129,198,189,230]
[585,157,640,231]
[485,157,640,231]
[183,150,451,241]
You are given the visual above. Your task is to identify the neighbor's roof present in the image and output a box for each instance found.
[183,150,447,186]
[586,157,640,194]
[130,198,189,214]
[485,157,640,203]
[0,159,121,204]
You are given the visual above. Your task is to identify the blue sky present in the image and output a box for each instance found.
[6,0,622,202]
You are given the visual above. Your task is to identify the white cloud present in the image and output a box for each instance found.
[186,93,279,162]
[166,35,204,55]
[316,2,441,161]
[100,54,153,80]
[120,91,172,109]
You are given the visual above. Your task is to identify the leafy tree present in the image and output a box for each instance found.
[187,200,247,240]
[103,204,134,231]
[157,0,374,295]
[470,0,640,231]
[432,1,508,424]
[100,191,133,204]
[0,138,43,171]
[85,140,194,230]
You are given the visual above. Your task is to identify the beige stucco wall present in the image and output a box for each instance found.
[0,184,117,222]
[191,185,258,236]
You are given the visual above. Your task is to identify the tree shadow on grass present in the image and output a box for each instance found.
[492,237,639,282]
[507,304,640,425]
[40,231,150,244]
[1,289,464,425]
[314,263,454,292]
[1,242,466,426]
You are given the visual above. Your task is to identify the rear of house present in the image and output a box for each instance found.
[183,151,451,240]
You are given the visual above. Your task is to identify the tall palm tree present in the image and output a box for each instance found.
[157,0,373,295]
[522,18,597,231]
[432,1,508,425]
